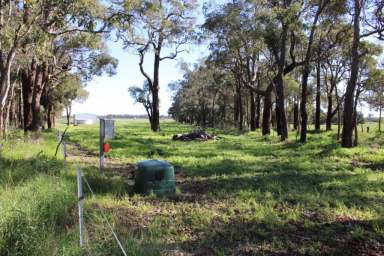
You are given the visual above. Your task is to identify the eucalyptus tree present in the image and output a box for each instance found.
[204,1,275,133]
[45,74,89,127]
[319,24,352,131]
[257,0,308,140]
[312,15,351,131]
[0,0,116,134]
[0,0,39,135]
[18,0,116,132]
[342,0,384,147]
[129,82,153,122]
[112,0,197,132]
[203,1,246,130]
[298,0,332,142]
[169,61,232,128]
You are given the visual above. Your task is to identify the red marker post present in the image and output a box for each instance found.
[99,119,115,173]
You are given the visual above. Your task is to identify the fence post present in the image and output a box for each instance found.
[77,168,85,248]
[99,119,105,173]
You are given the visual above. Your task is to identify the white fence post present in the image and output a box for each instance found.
[99,119,105,173]
[77,168,85,248]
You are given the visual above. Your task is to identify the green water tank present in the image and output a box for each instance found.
[134,160,176,196]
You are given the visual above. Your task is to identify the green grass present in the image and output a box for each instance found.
[2,121,384,255]
[0,130,81,256]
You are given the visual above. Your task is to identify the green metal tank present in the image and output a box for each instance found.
[134,160,175,196]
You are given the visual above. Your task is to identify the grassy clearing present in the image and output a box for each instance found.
[62,120,384,255]
[1,121,383,255]
[0,130,80,256]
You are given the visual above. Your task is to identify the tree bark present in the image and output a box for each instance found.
[275,104,282,135]
[326,95,333,130]
[337,105,341,140]
[250,90,256,131]
[342,0,361,147]
[315,61,321,130]
[0,48,17,137]
[239,89,243,131]
[293,98,299,130]
[21,59,37,131]
[275,24,289,140]
[31,62,48,131]
[255,94,261,129]
[151,52,161,132]
[65,105,71,126]
[47,103,53,129]
[300,2,323,142]
[262,85,273,136]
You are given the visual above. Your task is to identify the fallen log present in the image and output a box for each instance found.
[172,130,217,141]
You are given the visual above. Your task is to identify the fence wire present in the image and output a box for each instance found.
[81,171,128,256]
[57,129,127,256]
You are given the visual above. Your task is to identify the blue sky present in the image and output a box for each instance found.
[72,0,216,116]
[72,0,381,117]
[72,41,208,116]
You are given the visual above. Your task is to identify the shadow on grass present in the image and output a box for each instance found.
[175,216,384,255]
[172,170,384,210]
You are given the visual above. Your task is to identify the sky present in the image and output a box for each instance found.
[72,0,213,116]
[71,41,208,116]
[72,0,382,118]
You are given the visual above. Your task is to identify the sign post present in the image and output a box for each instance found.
[99,118,115,173]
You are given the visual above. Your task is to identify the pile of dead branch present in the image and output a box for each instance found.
[172,130,217,141]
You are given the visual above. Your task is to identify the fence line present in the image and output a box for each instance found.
[81,173,128,256]
[58,129,127,255]
[77,168,85,248]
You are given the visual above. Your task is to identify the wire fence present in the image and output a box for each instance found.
[57,129,128,256]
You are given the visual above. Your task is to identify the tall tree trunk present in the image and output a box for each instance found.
[275,24,288,140]
[5,78,16,131]
[275,104,282,135]
[315,61,321,130]
[31,62,48,131]
[262,85,273,136]
[47,103,53,129]
[337,106,341,140]
[234,89,239,126]
[18,84,23,128]
[9,90,17,127]
[250,90,256,131]
[300,3,323,142]
[151,53,161,132]
[255,94,261,129]
[293,98,299,130]
[21,59,36,131]
[342,0,361,148]
[234,77,243,131]
[326,95,333,130]
[353,108,358,146]
[65,105,71,126]
[239,89,243,131]
[0,48,17,137]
